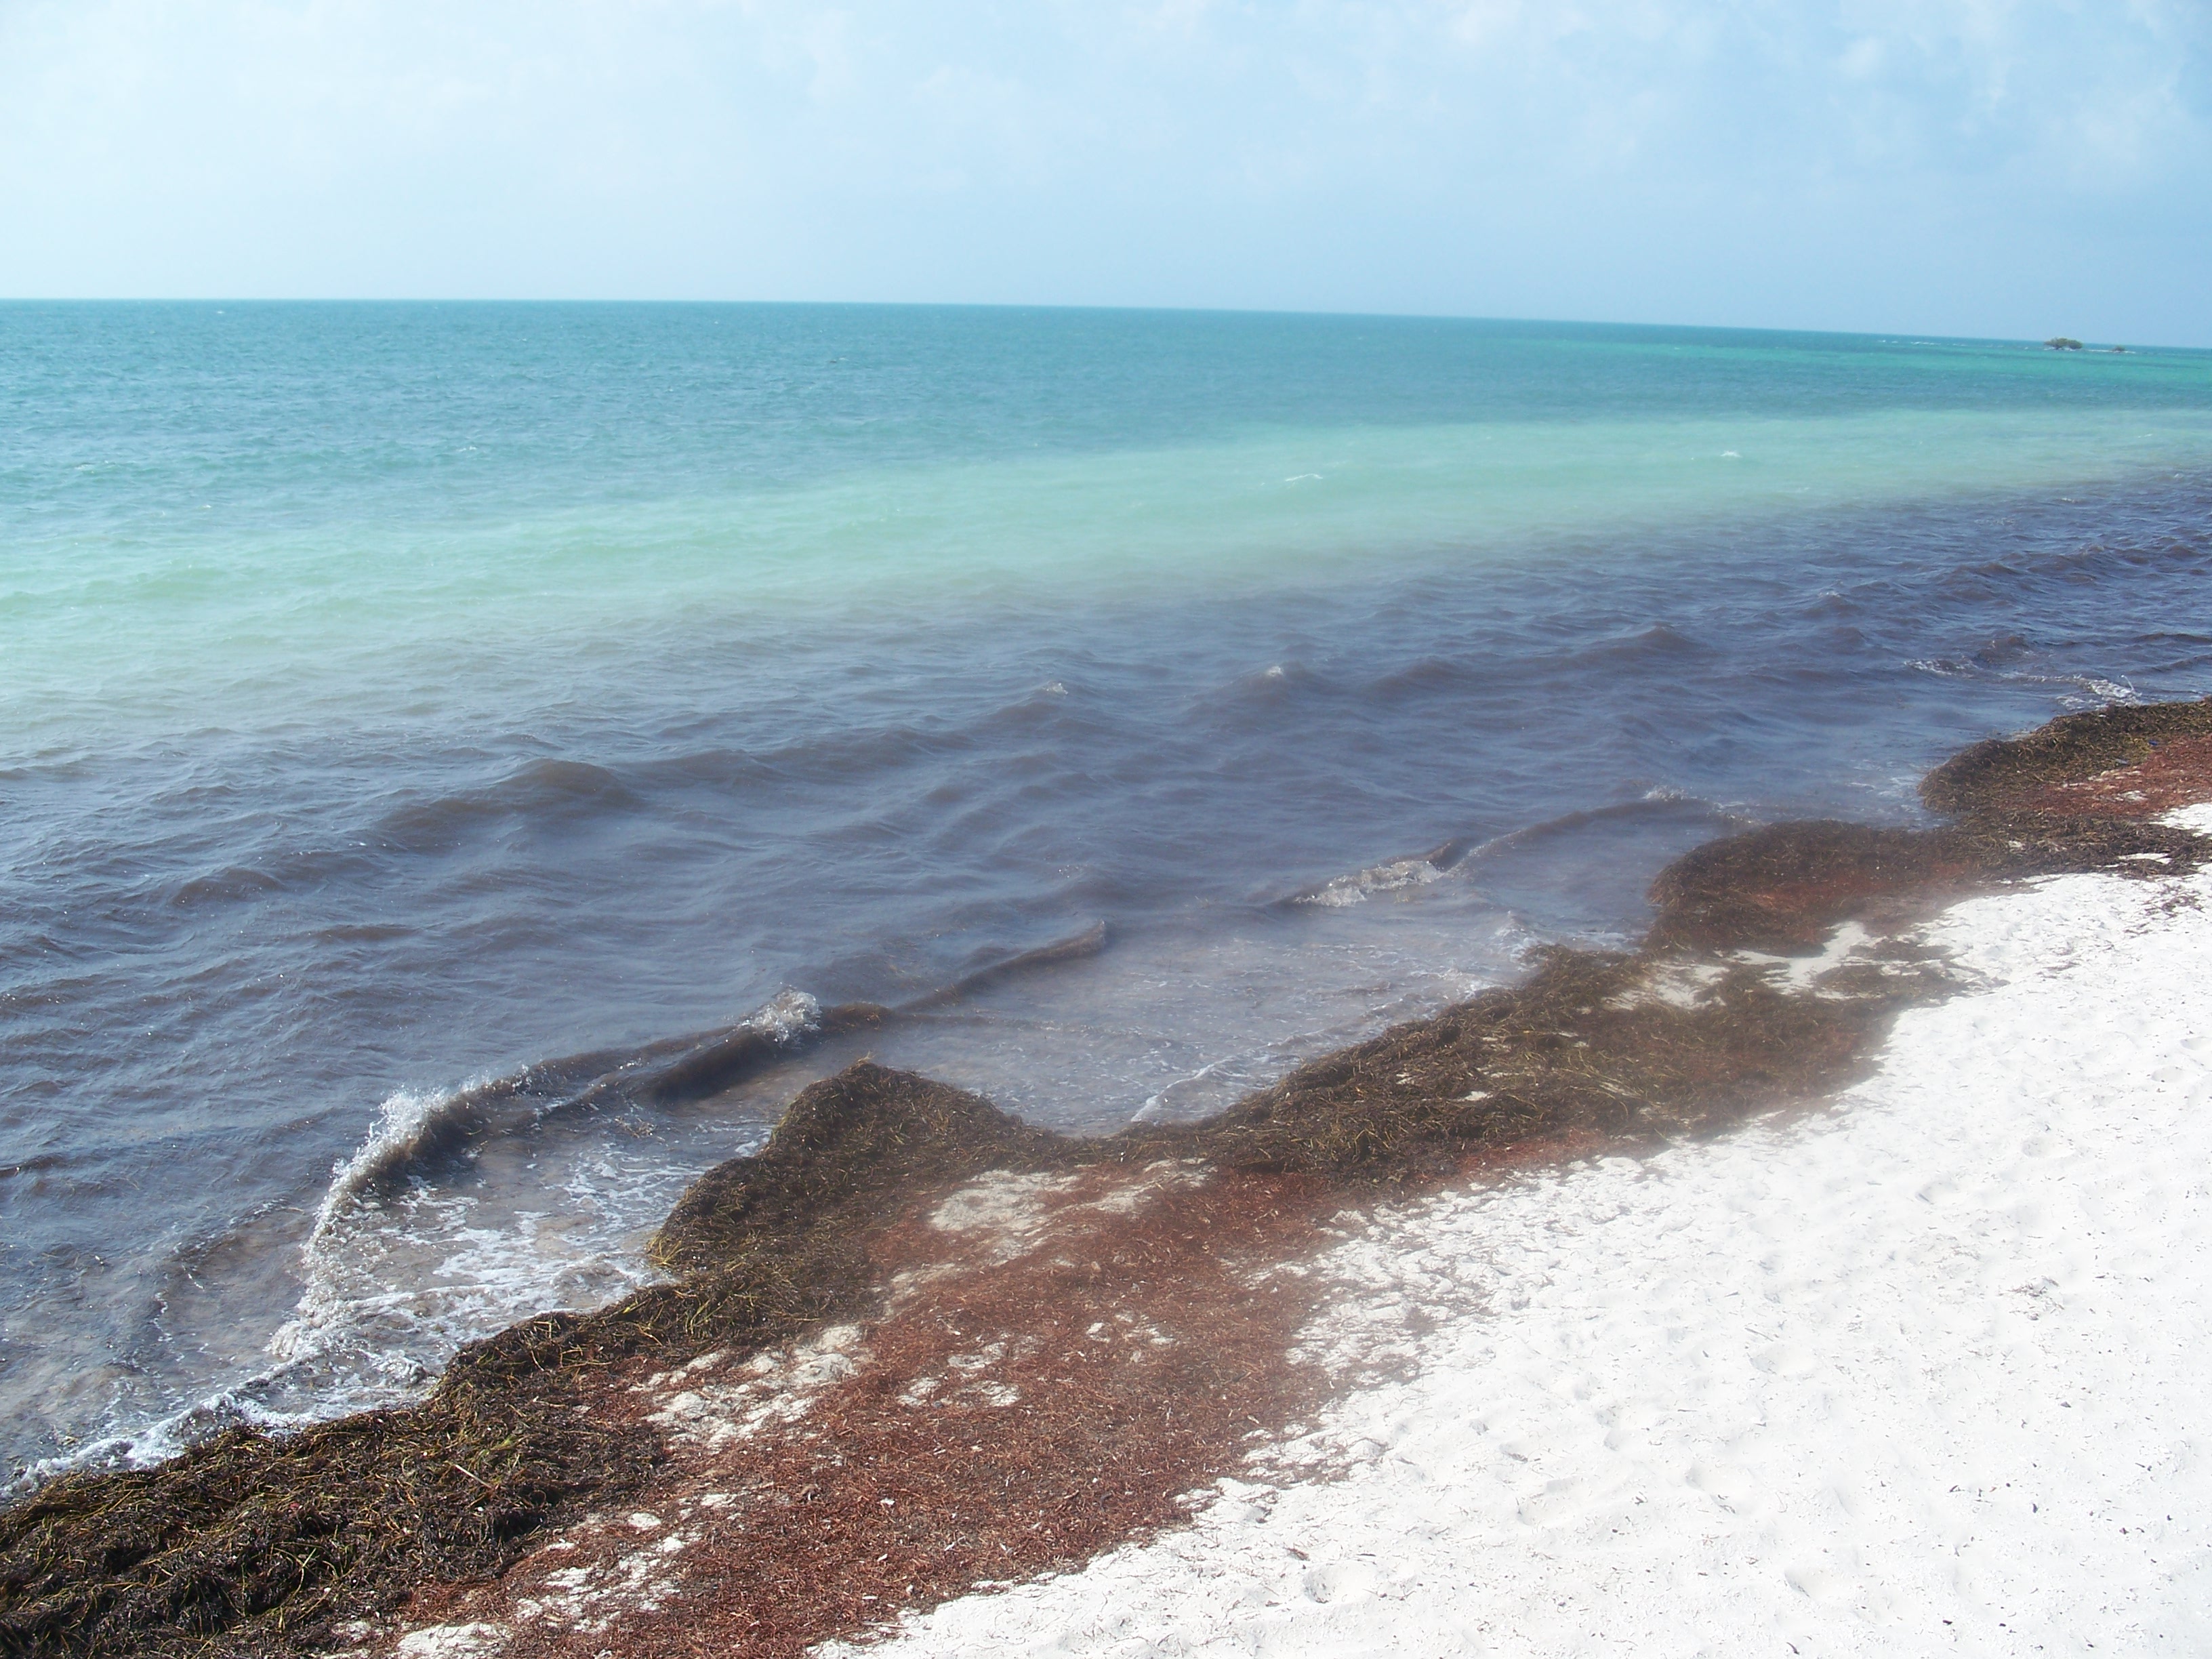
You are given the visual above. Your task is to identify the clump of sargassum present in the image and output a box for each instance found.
[5,699,2210,1659]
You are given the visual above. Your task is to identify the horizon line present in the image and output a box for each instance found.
[0,297,2183,354]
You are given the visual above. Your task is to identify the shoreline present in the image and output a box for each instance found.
[5,699,2211,1658]
[860,846,2212,1655]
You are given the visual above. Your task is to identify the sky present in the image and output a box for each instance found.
[1,1,2207,344]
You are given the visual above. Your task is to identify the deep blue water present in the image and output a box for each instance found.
[3,302,2209,1478]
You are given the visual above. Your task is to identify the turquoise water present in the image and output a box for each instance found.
[5,303,2211,1479]
[12,306,2209,733]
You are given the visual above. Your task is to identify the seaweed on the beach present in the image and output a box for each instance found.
[1647,821,1980,951]
[588,1160,1336,1659]
[0,1364,655,1659]
[8,699,2212,1658]
[1647,711,2212,956]
[651,1063,1060,1276]
[0,1069,1073,1658]
[1923,695,2212,817]
[3,979,1890,1658]
[1115,942,1885,1179]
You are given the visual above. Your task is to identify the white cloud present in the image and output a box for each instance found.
[0,0,2203,337]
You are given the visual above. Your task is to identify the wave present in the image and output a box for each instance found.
[634,990,832,1105]
[268,917,1111,1372]
[0,1149,73,1183]
[167,865,287,907]
[1905,651,2144,709]
[292,913,1115,1248]
[1285,793,1749,909]
[270,1079,707,1374]
[1450,791,1739,865]
[13,1374,335,1494]
[1193,661,1334,726]
[12,918,1120,1486]
[630,724,981,794]
[296,989,834,1251]
[1288,853,1450,909]
[973,680,1092,735]
[899,922,1108,1011]
[1567,622,1714,665]
[1363,656,1491,702]
[295,1076,523,1252]
[369,758,641,853]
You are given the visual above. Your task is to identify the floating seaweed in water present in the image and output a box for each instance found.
[5,699,2209,1658]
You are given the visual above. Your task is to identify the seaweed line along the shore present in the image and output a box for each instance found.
[7,699,2212,1659]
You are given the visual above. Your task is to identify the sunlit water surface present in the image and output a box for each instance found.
[4,303,2209,1477]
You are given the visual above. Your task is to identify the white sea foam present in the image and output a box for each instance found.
[1134,1054,1243,1122]
[214,996,802,1441]
[272,990,813,1377]
[298,1078,504,1256]
[18,1378,330,1489]
[743,987,821,1044]
[268,1142,711,1389]
[268,1075,512,1371]
[2063,675,2140,707]
[19,1118,729,1493]
[1294,855,1446,908]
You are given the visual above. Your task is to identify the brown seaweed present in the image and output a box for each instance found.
[7,698,2211,1658]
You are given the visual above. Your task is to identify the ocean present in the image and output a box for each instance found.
[3,302,2209,1481]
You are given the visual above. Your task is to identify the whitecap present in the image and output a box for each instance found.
[1294,855,1448,909]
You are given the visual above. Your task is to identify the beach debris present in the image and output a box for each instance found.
[6,698,2210,1659]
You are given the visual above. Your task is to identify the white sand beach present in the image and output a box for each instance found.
[853,819,2212,1657]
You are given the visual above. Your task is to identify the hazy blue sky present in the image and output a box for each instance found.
[3,1,2206,342]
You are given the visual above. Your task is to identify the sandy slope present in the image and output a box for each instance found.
[851,849,2212,1656]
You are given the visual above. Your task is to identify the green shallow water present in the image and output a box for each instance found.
[3,302,2211,1481]
[12,401,2212,739]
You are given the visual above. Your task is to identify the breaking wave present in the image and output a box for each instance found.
[297,1076,513,1256]
[1290,853,1450,908]
[270,989,827,1376]
[1286,793,1747,910]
